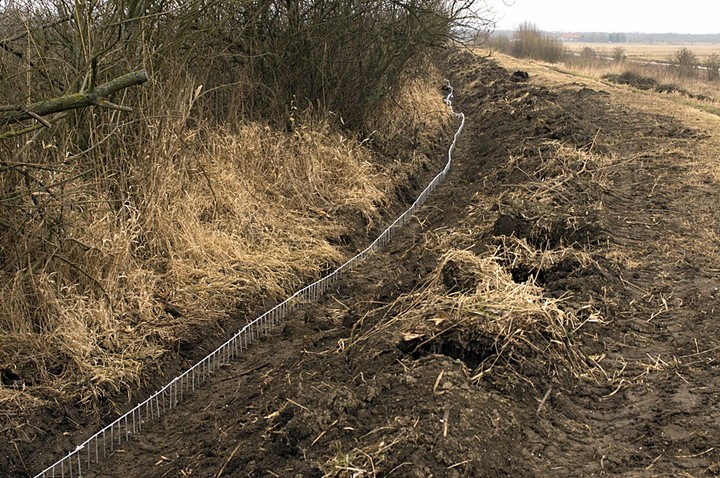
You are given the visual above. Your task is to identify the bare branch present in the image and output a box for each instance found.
[0,70,149,127]
[0,16,71,46]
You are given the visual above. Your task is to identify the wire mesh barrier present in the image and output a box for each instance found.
[33,84,465,478]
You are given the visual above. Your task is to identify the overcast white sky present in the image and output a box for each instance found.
[490,0,719,34]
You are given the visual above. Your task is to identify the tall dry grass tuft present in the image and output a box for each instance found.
[349,248,597,383]
[367,62,455,190]
[374,68,453,146]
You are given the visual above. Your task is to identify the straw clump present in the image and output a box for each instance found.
[392,248,595,381]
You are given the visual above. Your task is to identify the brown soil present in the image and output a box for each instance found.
[8,50,720,477]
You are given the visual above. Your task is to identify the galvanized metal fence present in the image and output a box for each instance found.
[33,83,464,478]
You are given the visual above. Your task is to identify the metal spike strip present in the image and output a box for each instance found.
[33,85,465,478]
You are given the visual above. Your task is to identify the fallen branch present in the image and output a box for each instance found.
[0,70,148,127]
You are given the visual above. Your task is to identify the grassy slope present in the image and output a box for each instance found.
[0,69,452,421]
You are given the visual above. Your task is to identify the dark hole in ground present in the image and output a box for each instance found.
[1,368,20,386]
[399,330,495,370]
[491,213,608,250]
[510,263,547,284]
[510,256,583,285]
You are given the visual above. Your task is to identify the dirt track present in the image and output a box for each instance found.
[19,51,720,477]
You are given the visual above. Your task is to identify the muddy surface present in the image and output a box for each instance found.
[9,51,720,477]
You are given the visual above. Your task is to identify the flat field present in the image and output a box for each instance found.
[564,41,720,62]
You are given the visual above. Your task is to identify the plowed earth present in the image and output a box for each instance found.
[12,51,720,477]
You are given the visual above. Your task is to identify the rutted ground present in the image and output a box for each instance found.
[22,51,720,477]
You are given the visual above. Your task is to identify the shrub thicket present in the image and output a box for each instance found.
[603,70,691,97]
[706,54,720,81]
[1,0,489,130]
[490,23,563,63]
[612,47,627,62]
[510,22,563,63]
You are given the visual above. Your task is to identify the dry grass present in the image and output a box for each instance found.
[385,248,596,381]
[0,120,379,409]
[369,63,454,164]
[564,42,720,63]
[495,143,612,248]
[566,60,720,102]
[0,71,452,415]
[558,44,720,104]
[480,45,720,109]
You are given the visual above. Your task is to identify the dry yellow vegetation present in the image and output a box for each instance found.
[487,42,720,110]
[564,42,720,63]
[0,69,452,415]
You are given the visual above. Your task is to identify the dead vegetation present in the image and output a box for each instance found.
[392,248,594,378]
[0,66,454,425]
[2,0,485,431]
[491,142,612,249]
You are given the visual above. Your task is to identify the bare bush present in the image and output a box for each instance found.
[674,47,698,78]
[612,47,627,62]
[489,32,511,53]
[1,0,492,131]
[581,47,597,60]
[706,53,720,81]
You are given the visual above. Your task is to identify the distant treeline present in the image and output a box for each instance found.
[494,31,720,43]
